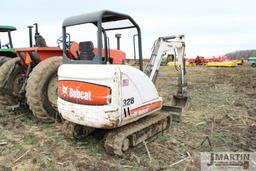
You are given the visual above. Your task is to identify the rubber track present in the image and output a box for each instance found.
[25,56,62,123]
[104,112,170,156]
[0,57,20,105]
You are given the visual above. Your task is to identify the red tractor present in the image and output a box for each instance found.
[0,23,126,122]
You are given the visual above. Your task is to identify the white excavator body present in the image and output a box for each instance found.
[56,9,188,156]
[58,64,162,128]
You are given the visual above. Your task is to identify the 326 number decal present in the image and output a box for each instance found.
[123,97,134,107]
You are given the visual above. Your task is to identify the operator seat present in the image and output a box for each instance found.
[79,41,95,60]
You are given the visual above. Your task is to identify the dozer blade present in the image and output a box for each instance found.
[162,105,182,122]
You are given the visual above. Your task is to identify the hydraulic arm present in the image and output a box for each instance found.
[144,35,188,107]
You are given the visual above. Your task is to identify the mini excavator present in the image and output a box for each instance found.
[57,10,189,156]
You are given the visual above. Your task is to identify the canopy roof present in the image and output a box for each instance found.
[62,10,137,30]
[0,25,16,32]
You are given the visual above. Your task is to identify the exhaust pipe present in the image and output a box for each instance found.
[27,25,33,47]
[33,23,39,35]
[33,23,47,47]
[115,33,121,50]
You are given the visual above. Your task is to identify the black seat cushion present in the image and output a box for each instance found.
[79,41,95,60]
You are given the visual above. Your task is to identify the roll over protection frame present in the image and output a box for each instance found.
[62,10,143,71]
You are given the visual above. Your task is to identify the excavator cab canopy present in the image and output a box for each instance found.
[62,10,143,70]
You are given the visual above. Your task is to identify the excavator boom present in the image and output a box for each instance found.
[144,35,188,108]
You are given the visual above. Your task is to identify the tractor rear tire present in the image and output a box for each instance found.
[0,56,10,66]
[26,56,62,123]
[0,57,24,105]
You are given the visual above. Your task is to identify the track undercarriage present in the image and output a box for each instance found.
[63,106,182,156]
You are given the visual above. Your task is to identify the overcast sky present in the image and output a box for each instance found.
[1,0,255,58]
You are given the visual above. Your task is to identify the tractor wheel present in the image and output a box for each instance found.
[0,57,24,106]
[0,56,10,66]
[26,56,62,123]
[251,63,256,68]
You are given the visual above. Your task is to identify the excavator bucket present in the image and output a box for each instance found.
[171,94,190,111]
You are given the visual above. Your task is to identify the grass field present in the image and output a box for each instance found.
[0,64,255,171]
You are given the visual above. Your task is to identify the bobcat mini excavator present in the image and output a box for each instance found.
[57,10,188,156]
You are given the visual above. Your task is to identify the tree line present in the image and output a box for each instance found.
[225,49,256,59]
